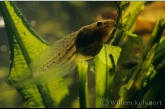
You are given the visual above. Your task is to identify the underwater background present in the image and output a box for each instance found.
[0,1,165,108]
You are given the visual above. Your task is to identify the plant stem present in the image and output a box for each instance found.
[77,61,89,108]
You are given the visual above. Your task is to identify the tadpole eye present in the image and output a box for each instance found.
[97,21,102,27]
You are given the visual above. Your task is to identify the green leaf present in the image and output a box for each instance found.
[0,1,68,107]
[94,44,121,108]
[115,9,165,108]
[111,2,144,65]
[153,36,165,67]
[77,61,89,108]
[115,1,129,28]
[118,32,142,63]
[122,1,145,30]
[113,69,133,91]
[111,2,145,46]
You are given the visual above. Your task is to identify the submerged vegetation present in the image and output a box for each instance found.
[0,1,165,108]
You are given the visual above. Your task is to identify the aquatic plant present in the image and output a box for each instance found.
[0,1,165,108]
